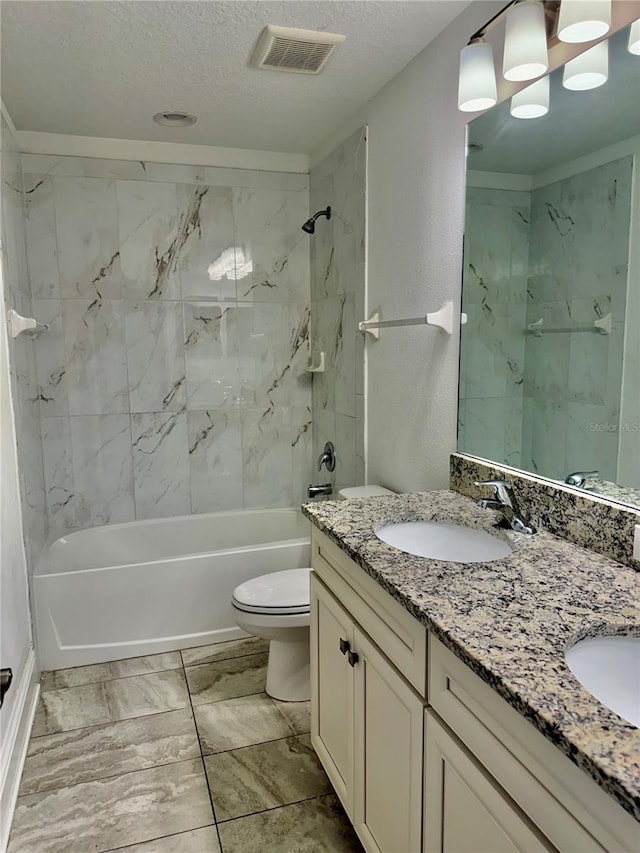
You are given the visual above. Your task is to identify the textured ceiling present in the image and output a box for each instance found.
[1,0,470,154]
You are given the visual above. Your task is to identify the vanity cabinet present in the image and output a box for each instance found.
[424,711,550,853]
[310,527,638,853]
[311,574,424,853]
[311,573,355,812]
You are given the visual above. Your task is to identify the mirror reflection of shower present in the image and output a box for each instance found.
[301,206,331,234]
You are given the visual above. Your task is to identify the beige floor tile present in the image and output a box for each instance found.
[20,708,199,795]
[194,693,295,754]
[216,794,363,853]
[32,670,190,736]
[41,652,182,691]
[272,699,311,735]
[185,653,268,705]
[181,637,268,667]
[205,734,331,821]
[107,825,220,852]
[8,759,213,853]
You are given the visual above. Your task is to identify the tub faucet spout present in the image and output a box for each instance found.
[308,483,333,499]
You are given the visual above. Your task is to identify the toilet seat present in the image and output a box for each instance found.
[232,567,311,616]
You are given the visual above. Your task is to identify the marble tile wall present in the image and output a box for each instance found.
[459,187,530,468]
[22,154,312,530]
[460,158,633,488]
[309,128,366,493]
[1,117,47,571]
[523,157,633,484]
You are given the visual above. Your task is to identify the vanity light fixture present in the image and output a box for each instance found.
[456,0,620,116]
[628,19,640,54]
[457,38,498,112]
[562,39,608,89]
[510,74,550,117]
[557,0,611,43]
[503,0,549,81]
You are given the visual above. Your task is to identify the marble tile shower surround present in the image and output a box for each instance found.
[523,157,632,484]
[450,454,640,571]
[309,128,366,493]
[21,154,313,529]
[460,158,633,486]
[459,186,530,469]
[1,118,47,572]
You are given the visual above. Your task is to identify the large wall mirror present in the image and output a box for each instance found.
[458,21,640,509]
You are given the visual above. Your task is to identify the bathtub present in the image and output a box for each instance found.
[34,508,311,670]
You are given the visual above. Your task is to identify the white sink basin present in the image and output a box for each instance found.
[565,635,640,727]
[375,521,513,563]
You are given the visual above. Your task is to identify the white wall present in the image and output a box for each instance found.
[0,114,39,852]
[0,253,37,848]
[311,2,502,492]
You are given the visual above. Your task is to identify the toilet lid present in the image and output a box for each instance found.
[232,568,311,615]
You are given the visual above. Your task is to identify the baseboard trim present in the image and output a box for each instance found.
[0,648,39,852]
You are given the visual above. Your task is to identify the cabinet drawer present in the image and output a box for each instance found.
[312,528,427,696]
[429,635,636,853]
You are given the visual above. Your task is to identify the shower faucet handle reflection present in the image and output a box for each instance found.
[564,470,598,488]
[317,441,336,472]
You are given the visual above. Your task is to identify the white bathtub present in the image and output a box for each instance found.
[34,508,311,670]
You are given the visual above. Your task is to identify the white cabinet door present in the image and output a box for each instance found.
[310,573,355,815]
[425,711,553,853]
[354,628,424,853]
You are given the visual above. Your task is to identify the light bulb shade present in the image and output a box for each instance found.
[562,40,608,90]
[503,0,549,81]
[628,19,640,55]
[458,41,498,112]
[557,0,611,43]
[510,75,550,118]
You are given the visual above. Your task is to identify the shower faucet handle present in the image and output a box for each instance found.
[317,441,336,472]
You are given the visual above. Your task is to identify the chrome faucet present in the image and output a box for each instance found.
[317,441,336,472]
[564,470,598,488]
[308,483,333,499]
[475,478,536,535]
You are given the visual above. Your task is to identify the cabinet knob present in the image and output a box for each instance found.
[339,638,350,655]
[347,650,359,667]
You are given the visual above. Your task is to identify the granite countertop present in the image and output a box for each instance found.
[302,490,640,821]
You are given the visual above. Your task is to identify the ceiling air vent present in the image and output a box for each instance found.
[250,25,345,75]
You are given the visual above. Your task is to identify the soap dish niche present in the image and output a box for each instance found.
[305,351,325,373]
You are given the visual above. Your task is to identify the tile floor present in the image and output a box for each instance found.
[9,637,364,853]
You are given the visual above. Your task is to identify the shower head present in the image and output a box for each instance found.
[302,206,331,234]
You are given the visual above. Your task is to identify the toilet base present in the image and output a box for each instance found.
[266,630,310,702]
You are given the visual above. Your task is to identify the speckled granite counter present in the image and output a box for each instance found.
[302,490,640,821]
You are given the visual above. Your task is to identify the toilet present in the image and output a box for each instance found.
[231,485,395,702]
[232,567,312,702]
